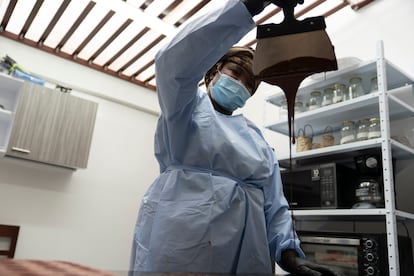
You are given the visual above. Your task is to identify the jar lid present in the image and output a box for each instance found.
[310,90,321,96]
[342,120,355,125]
[369,117,380,122]
[350,76,362,82]
[334,83,346,89]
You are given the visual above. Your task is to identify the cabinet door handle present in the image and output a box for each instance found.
[11,147,31,154]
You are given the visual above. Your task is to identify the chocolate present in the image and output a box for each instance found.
[253,33,337,162]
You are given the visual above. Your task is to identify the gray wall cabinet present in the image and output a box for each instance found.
[6,81,98,169]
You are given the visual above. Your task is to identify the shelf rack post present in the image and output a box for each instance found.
[377,40,400,276]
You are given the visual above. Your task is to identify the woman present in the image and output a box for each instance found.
[130,1,340,275]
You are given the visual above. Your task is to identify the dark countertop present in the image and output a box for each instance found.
[121,273,291,276]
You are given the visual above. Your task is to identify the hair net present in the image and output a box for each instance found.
[204,46,261,93]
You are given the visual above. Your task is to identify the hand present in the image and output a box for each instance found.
[281,250,343,276]
[241,1,306,17]
[241,0,272,16]
[271,0,305,9]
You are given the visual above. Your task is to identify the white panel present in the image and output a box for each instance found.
[60,2,110,55]
[92,0,177,37]
[122,41,164,76]
[77,13,126,60]
[5,0,36,34]
[24,0,64,42]
[136,63,155,82]
[162,0,203,25]
[172,0,225,26]
[145,0,174,17]
[43,0,90,48]
[147,77,156,87]
[93,21,145,66]
[108,30,161,72]
[237,28,257,46]
[0,0,10,24]
[296,0,346,20]
[125,0,146,9]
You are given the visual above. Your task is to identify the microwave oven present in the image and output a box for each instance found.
[298,231,414,276]
[281,163,357,209]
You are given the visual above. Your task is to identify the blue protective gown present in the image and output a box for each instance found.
[130,1,304,274]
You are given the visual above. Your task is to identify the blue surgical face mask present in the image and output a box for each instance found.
[210,72,251,112]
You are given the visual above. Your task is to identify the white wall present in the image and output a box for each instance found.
[246,0,414,158]
[0,0,413,273]
[0,38,160,271]
[0,89,160,271]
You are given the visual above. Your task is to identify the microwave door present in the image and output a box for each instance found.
[282,170,321,209]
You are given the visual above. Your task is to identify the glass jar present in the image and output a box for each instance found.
[308,91,322,110]
[356,118,370,141]
[295,101,305,114]
[349,77,365,98]
[321,87,334,106]
[340,120,356,144]
[333,83,346,103]
[279,99,288,120]
[343,87,352,101]
[368,117,381,139]
[370,76,378,93]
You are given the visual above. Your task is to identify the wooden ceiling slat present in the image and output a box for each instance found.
[88,18,133,63]
[38,0,71,45]
[19,0,44,38]
[0,0,18,31]
[294,0,327,18]
[173,0,211,27]
[133,60,155,79]
[256,7,282,26]
[246,0,331,47]
[57,1,96,50]
[159,0,182,19]
[119,34,165,73]
[0,29,156,90]
[348,0,376,11]
[73,10,115,58]
[324,1,349,17]
[143,73,155,84]
[103,27,150,68]
[140,0,155,10]
[0,1,374,92]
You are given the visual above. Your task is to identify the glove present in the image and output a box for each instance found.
[241,0,272,16]
[242,1,305,17]
[271,0,305,9]
[281,249,343,276]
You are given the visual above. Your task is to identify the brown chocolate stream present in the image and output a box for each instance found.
[256,57,335,145]
[261,74,311,157]
[273,75,311,143]
[255,56,336,164]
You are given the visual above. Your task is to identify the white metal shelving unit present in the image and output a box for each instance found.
[0,73,23,156]
[265,42,414,276]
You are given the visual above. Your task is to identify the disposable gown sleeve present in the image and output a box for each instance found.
[264,152,305,264]
[154,0,255,119]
